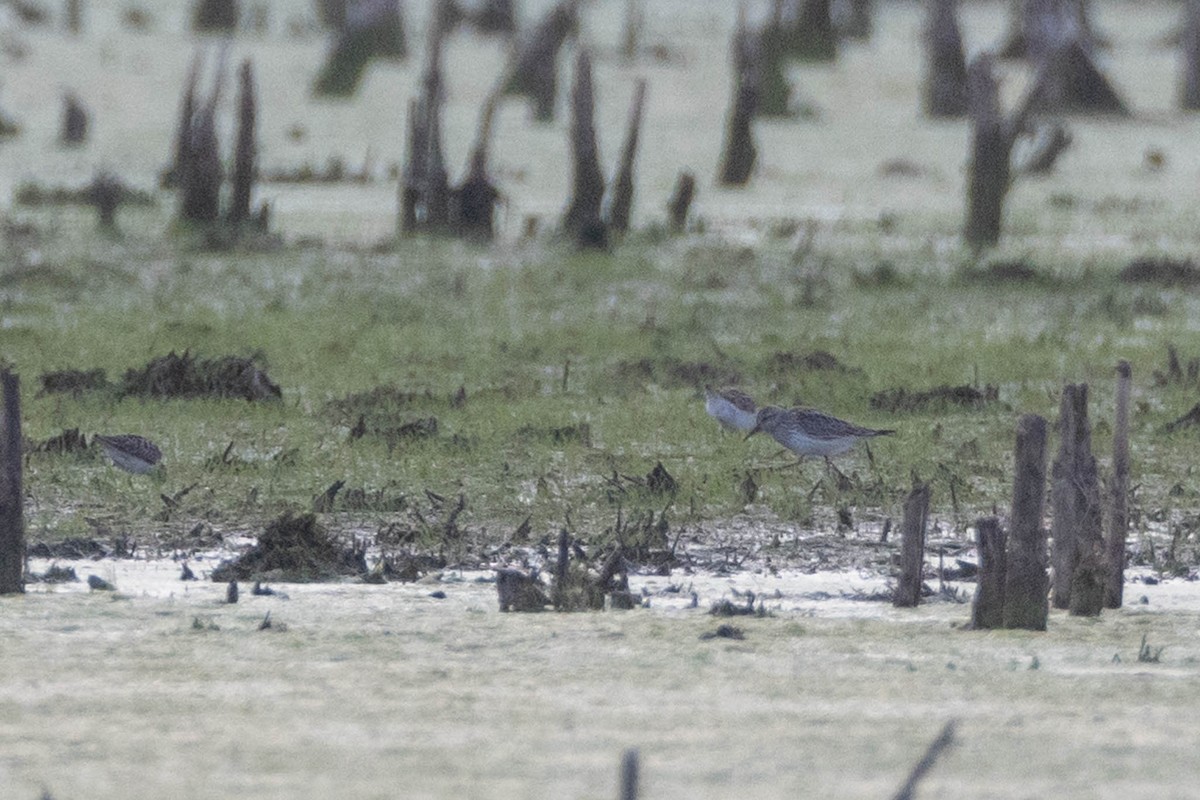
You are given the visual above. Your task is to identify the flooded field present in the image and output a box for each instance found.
[4,0,1200,797]
[1,556,1198,799]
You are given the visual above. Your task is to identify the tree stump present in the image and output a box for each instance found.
[1050,383,1104,617]
[561,49,607,249]
[193,0,238,33]
[1181,0,1200,110]
[666,171,696,233]
[313,0,408,97]
[61,92,88,145]
[970,516,1006,629]
[1105,361,1131,608]
[227,60,257,227]
[894,482,930,608]
[400,11,451,235]
[779,0,837,62]
[504,0,578,122]
[605,79,647,236]
[1024,0,1128,115]
[1001,414,1049,631]
[0,370,23,595]
[924,0,968,118]
[718,11,760,188]
[962,53,1040,250]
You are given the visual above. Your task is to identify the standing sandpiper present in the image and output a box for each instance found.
[704,385,759,432]
[744,406,894,464]
[94,434,163,475]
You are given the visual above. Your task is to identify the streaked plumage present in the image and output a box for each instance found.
[95,434,163,475]
[704,385,759,432]
[744,405,893,459]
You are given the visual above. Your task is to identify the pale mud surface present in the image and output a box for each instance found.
[3,545,1200,800]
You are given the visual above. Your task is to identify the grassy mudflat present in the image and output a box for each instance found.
[2,569,1200,799]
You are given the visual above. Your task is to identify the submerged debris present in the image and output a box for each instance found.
[211,511,367,582]
[699,624,745,640]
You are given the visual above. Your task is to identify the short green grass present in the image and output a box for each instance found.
[5,203,1200,564]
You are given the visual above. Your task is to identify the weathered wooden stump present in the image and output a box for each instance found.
[400,11,451,235]
[561,49,607,249]
[0,370,23,595]
[962,53,1039,250]
[666,171,696,233]
[504,0,578,122]
[605,79,647,236]
[970,516,1006,629]
[1182,0,1200,110]
[777,0,837,62]
[1105,361,1131,608]
[61,92,88,144]
[1050,383,1104,617]
[894,481,930,608]
[178,54,224,225]
[227,60,257,227]
[1001,414,1049,630]
[620,748,640,800]
[718,17,759,187]
[193,0,238,33]
[1024,0,1127,115]
[924,0,968,118]
[88,173,126,229]
[313,0,408,97]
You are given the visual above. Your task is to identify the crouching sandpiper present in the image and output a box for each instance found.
[744,405,894,464]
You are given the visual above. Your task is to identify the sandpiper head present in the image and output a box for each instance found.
[744,405,783,440]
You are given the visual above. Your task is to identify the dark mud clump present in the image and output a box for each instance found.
[1119,256,1200,286]
[120,350,281,401]
[870,384,999,413]
[37,368,110,397]
[211,511,367,582]
[28,564,79,583]
[324,385,439,424]
[349,415,439,451]
[959,259,1050,285]
[612,358,742,390]
[514,422,592,446]
[765,350,862,376]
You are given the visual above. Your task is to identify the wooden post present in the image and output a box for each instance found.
[717,24,759,188]
[228,60,257,227]
[605,80,647,236]
[1182,1,1200,110]
[894,482,930,608]
[561,49,608,249]
[61,92,88,144]
[1104,361,1131,608]
[924,0,968,118]
[963,54,1012,249]
[620,747,639,800]
[553,528,570,610]
[970,516,1006,629]
[1050,383,1105,616]
[666,171,695,233]
[0,370,25,595]
[1002,414,1049,630]
[504,0,578,122]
